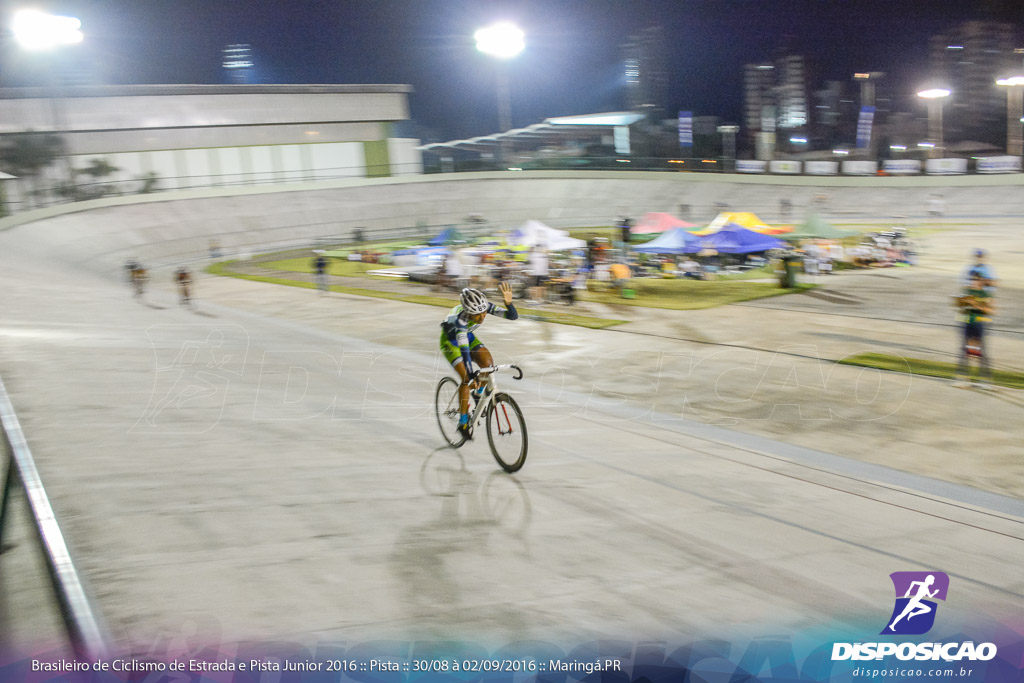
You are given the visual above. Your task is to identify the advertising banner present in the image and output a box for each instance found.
[882,159,922,175]
[805,161,839,175]
[925,158,968,175]
[842,160,878,175]
[856,106,876,148]
[678,111,693,146]
[769,160,802,174]
[976,156,1022,174]
[802,161,835,175]
[736,159,767,174]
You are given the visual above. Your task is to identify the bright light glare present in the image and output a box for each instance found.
[13,9,83,50]
[890,145,907,151]
[918,142,935,148]
[790,137,807,143]
[917,88,951,99]
[996,77,1024,86]
[474,23,524,59]
[833,149,849,155]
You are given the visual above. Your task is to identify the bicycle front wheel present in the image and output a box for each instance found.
[435,377,466,448]
[486,392,528,472]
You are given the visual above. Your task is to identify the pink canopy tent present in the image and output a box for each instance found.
[631,212,698,234]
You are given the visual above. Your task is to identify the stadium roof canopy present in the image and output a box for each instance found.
[418,111,645,153]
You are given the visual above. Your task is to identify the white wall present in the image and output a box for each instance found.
[5,170,1024,280]
[388,138,424,176]
[52,142,381,201]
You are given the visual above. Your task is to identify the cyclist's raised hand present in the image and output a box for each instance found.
[500,281,513,305]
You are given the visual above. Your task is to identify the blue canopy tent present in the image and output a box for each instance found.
[631,227,702,254]
[427,226,465,246]
[702,223,787,254]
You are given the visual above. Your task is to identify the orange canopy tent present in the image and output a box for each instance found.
[690,211,793,236]
[632,212,698,234]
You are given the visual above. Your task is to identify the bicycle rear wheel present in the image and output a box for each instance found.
[435,377,466,448]
[486,392,528,472]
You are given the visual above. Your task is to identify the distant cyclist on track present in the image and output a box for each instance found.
[440,283,518,439]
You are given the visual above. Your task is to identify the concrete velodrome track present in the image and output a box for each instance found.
[1,178,1023,657]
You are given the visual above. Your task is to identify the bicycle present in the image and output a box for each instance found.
[434,364,528,473]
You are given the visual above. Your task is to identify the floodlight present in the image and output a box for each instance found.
[474,23,524,59]
[13,9,83,50]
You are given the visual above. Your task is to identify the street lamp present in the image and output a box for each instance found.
[917,88,950,159]
[996,76,1024,157]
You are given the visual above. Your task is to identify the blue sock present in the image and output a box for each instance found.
[459,413,469,425]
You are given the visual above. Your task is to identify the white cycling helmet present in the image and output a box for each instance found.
[460,288,489,315]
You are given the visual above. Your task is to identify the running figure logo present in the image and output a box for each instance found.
[881,571,949,635]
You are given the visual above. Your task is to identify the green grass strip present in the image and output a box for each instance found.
[206,261,625,329]
[581,281,816,310]
[838,352,1024,390]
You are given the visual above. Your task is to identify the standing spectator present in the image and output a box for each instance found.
[527,243,549,303]
[312,253,329,294]
[619,217,632,245]
[175,267,193,305]
[779,198,791,222]
[445,250,463,290]
[962,249,997,293]
[953,271,995,388]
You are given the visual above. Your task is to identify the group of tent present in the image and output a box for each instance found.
[428,220,585,251]
[632,211,851,255]
[426,211,849,256]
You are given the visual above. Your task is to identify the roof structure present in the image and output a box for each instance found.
[418,111,645,153]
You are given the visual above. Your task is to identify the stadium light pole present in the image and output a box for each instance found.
[11,9,84,200]
[917,88,950,159]
[475,22,524,132]
[475,22,524,168]
[996,76,1024,158]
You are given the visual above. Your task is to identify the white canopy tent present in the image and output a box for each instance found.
[509,220,585,251]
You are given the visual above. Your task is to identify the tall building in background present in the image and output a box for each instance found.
[222,44,256,84]
[775,55,808,130]
[930,21,1017,145]
[744,64,775,134]
[742,49,808,157]
[622,26,669,114]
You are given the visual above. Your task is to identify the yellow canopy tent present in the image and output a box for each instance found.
[691,212,793,236]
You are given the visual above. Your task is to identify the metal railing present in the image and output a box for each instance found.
[1,160,424,215]
[0,374,111,659]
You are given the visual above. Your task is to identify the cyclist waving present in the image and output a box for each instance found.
[440,283,518,438]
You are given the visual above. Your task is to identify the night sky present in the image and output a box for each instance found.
[1,0,1020,141]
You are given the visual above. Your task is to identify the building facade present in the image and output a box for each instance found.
[0,84,420,213]
[929,21,1019,146]
[622,26,669,115]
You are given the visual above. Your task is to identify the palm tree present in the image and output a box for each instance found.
[0,131,65,209]
[76,157,121,199]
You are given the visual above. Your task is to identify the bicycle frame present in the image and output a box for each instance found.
[466,364,521,430]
